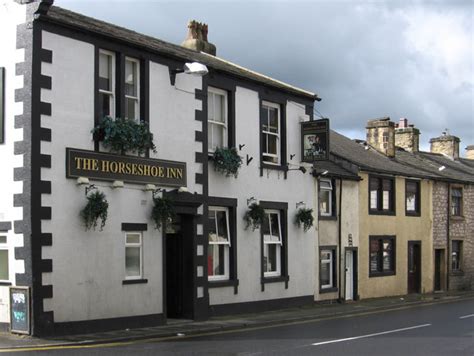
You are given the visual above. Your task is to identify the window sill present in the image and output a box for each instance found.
[405,211,421,217]
[450,270,464,276]
[450,215,465,221]
[0,282,12,286]
[261,275,289,284]
[319,287,338,294]
[319,215,337,221]
[208,279,239,289]
[369,210,395,216]
[261,163,288,172]
[122,279,148,285]
[369,271,396,278]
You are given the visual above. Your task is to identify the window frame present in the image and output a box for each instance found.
[319,178,336,218]
[369,175,395,215]
[207,87,228,153]
[369,235,396,277]
[0,235,9,283]
[124,231,143,281]
[451,187,463,217]
[208,206,231,281]
[319,246,337,293]
[98,49,116,119]
[261,101,281,166]
[405,179,421,216]
[451,240,463,272]
[124,56,140,121]
[262,209,283,278]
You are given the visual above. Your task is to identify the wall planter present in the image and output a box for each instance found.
[244,203,265,231]
[212,147,242,178]
[294,208,314,232]
[151,196,175,230]
[80,191,109,231]
[92,117,157,155]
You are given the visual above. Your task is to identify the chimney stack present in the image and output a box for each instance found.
[181,20,216,56]
[429,131,460,159]
[395,118,420,153]
[465,145,474,160]
[366,117,395,157]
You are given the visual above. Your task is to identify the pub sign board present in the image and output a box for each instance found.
[10,287,30,334]
[66,148,187,187]
[301,119,330,162]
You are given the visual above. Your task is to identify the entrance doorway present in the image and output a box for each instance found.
[408,241,421,294]
[165,214,194,319]
[344,248,358,301]
[434,249,445,291]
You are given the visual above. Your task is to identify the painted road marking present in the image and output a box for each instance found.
[312,324,432,346]
[459,314,474,319]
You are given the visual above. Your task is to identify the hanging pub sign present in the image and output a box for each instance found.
[66,148,187,187]
[301,119,329,162]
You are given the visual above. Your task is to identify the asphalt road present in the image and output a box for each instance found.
[12,298,474,355]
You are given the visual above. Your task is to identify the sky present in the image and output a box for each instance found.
[55,0,473,155]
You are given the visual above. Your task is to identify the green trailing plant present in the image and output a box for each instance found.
[151,196,175,230]
[80,191,109,231]
[294,208,314,232]
[244,203,265,231]
[212,147,243,178]
[92,116,157,155]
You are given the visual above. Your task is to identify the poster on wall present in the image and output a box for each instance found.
[301,119,330,162]
[9,287,30,334]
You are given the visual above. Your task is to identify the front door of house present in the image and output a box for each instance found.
[345,250,354,300]
[408,241,421,294]
[434,249,444,291]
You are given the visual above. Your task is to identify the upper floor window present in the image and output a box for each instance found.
[208,206,230,280]
[99,50,115,119]
[261,101,280,165]
[319,179,333,217]
[451,188,463,216]
[369,176,395,214]
[125,57,140,121]
[406,180,420,216]
[208,87,228,152]
[262,209,282,277]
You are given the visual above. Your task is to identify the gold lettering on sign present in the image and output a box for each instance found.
[102,160,110,173]
[150,166,158,177]
[158,167,165,177]
[110,161,118,174]
[75,157,82,169]
[143,164,151,177]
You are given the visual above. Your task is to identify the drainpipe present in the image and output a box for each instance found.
[446,183,450,291]
[338,179,343,302]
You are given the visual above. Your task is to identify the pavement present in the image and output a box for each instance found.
[1,290,473,351]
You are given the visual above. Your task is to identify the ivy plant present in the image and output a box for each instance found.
[80,191,109,231]
[151,196,175,230]
[92,116,157,155]
[294,208,314,232]
[244,203,266,231]
[212,147,243,178]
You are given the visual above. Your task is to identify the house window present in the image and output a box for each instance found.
[208,87,228,152]
[406,180,420,216]
[320,248,336,291]
[451,240,462,271]
[369,236,395,276]
[125,232,142,279]
[319,179,333,216]
[369,176,395,214]
[451,188,462,216]
[124,57,140,121]
[208,206,230,280]
[0,236,8,281]
[261,101,281,165]
[262,210,282,277]
[98,50,115,119]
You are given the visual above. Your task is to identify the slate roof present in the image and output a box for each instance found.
[41,6,318,101]
[313,160,360,181]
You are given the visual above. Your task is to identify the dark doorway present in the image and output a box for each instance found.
[408,241,421,294]
[165,214,194,319]
[434,249,444,291]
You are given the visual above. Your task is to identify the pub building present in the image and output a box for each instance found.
[0,1,328,335]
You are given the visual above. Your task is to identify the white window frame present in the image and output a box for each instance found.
[261,101,280,165]
[124,232,143,280]
[124,56,140,121]
[208,206,231,281]
[319,179,333,216]
[98,49,115,118]
[320,249,334,289]
[208,87,228,152]
[0,236,9,282]
[263,209,282,277]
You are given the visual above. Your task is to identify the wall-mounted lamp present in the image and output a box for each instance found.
[85,184,97,196]
[296,201,306,209]
[311,168,329,177]
[143,184,157,192]
[178,187,189,193]
[76,177,90,185]
[152,188,166,199]
[112,180,124,189]
[288,166,307,174]
[247,197,257,206]
[169,62,209,86]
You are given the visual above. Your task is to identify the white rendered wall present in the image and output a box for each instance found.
[208,88,316,305]
[0,1,27,323]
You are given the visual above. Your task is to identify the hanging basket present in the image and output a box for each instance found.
[294,208,314,232]
[80,191,109,231]
[244,203,265,231]
[151,196,175,230]
[212,147,243,178]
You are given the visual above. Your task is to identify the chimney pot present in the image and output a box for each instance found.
[181,20,216,55]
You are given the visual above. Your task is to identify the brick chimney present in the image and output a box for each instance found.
[395,118,420,153]
[181,20,216,56]
[465,145,474,159]
[429,131,460,159]
[366,117,395,157]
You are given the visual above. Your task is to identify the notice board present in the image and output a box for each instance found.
[9,287,30,334]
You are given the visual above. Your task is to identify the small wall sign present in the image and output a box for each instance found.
[10,287,30,334]
[301,119,330,162]
[66,148,187,187]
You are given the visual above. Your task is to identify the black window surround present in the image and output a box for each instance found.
[94,47,149,155]
[368,175,395,216]
[451,240,463,273]
[207,196,239,294]
[319,245,337,293]
[259,201,289,291]
[369,235,396,277]
[405,179,421,217]
[319,178,337,220]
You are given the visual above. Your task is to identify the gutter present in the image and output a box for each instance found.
[446,183,450,291]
